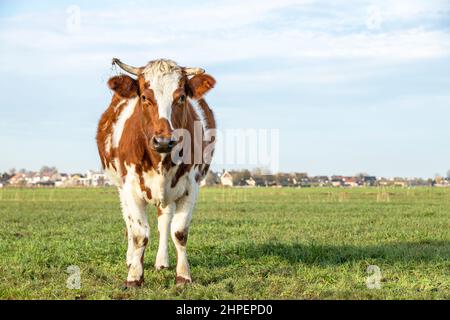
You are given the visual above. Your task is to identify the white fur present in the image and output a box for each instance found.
[155,203,174,269]
[120,164,149,282]
[191,99,208,131]
[171,181,199,281]
[142,60,182,129]
[142,165,191,208]
[112,97,138,148]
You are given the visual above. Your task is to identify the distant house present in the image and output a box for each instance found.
[64,174,85,187]
[310,175,329,187]
[274,174,291,187]
[86,170,107,187]
[363,176,377,186]
[262,174,277,187]
[393,178,408,187]
[220,171,233,187]
[9,173,30,186]
[435,180,449,187]
[245,177,256,187]
[342,177,358,188]
[331,176,343,187]
[292,173,310,187]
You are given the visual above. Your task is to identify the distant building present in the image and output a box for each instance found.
[86,170,108,187]
[342,177,358,188]
[362,176,377,186]
[310,176,329,187]
[220,171,233,187]
[9,172,30,186]
[331,176,343,187]
[245,177,256,187]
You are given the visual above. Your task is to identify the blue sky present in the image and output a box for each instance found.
[0,0,449,178]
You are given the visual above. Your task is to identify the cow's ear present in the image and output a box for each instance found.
[107,75,139,98]
[187,74,216,100]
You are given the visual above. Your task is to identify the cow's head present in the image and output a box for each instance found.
[109,58,215,154]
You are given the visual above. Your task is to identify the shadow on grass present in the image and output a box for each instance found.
[192,240,450,268]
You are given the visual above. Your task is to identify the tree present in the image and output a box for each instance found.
[356,172,369,178]
[40,166,58,176]
[447,170,450,179]
[204,171,219,186]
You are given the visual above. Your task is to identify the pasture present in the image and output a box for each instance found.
[0,187,448,300]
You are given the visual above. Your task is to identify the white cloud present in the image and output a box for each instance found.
[0,0,449,76]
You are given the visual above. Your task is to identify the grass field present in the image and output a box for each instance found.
[0,187,449,300]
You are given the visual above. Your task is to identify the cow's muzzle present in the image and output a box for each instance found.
[151,135,175,153]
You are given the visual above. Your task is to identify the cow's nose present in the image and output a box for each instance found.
[151,135,175,153]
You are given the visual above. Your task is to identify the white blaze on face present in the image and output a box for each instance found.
[142,60,182,129]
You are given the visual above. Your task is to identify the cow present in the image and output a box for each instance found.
[96,58,216,287]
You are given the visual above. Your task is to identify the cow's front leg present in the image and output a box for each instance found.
[155,203,175,270]
[120,185,149,288]
[171,185,198,285]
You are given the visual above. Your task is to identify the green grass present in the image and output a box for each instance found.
[0,187,449,299]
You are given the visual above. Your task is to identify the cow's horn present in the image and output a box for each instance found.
[112,58,142,75]
[184,67,205,76]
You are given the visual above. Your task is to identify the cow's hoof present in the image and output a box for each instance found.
[123,279,143,289]
[176,276,192,286]
[155,265,169,271]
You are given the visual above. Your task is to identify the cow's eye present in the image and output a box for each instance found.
[178,95,186,104]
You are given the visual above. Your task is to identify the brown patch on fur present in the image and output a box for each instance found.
[174,230,188,246]
[157,207,163,217]
[133,236,148,248]
[171,164,189,188]
[96,95,128,170]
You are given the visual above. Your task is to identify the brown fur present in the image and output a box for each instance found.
[188,74,216,100]
[107,75,139,99]
[133,236,148,248]
[174,230,188,246]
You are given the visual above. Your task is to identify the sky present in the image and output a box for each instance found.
[0,0,449,178]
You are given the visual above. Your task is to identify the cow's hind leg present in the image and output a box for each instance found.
[155,203,175,270]
[120,184,149,288]
[171,185,198,285]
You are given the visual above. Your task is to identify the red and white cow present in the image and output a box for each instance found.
[96,58,216,287]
